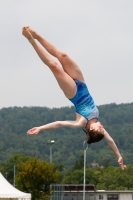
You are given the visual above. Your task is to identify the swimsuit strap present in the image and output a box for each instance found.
[84,118,98,129]
[85,120,89,128]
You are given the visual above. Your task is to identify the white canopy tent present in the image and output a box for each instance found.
[0,172,31,200]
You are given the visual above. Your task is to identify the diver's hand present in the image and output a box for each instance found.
[27,127,40,135]
[118,156,125,170]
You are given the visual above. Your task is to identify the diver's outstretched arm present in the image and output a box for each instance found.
[27,118,85,135]
[104,129,125,170]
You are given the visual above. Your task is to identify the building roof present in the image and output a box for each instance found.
[61,184,96,191]
[90,163,99,167]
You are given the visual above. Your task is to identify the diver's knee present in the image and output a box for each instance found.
[58,52,68,60]
[49,61,58,68]
[48,61,61,73]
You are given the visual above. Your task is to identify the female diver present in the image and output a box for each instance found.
[22,26,125,170]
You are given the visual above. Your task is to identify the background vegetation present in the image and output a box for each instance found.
[1,154,133,200]
[0,101,133,200]
[0,102,133,171]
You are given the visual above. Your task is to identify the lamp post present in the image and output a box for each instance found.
[14,165,16,187]
[47,140,55,163]
[5,172,8,179]
[47,140,55,200]
[83,141,88,200]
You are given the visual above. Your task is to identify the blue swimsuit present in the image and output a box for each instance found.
[69,80,99,124]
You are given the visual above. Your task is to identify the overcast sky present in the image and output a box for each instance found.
[0,0,133,109]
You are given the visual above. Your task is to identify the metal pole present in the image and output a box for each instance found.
[47,140,55,200]
[48,140,55,163]
[49,144,52,200]
[14,165,16,187]
[5,172,8,179]
[50,144,52,163]
[83,141,88,200]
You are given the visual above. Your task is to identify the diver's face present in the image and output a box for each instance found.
[90,122,104,133]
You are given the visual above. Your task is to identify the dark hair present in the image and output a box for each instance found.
[83,128,104,144]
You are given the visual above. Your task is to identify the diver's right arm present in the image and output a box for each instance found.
[27,119,85,135]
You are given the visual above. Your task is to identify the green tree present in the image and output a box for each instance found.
[72,155,84,171]
[102,158,111,168]
[4,154,30,184]
[61,167,97,185]
[0,163,5,175]
[61,169,84,184]
[16,157,60,200]
[96,165,133,190]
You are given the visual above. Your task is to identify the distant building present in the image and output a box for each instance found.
[90,162,99,168]
[51,184,133,200]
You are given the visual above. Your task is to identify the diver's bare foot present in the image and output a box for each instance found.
[22,27,33,42]
[25,26,38,39]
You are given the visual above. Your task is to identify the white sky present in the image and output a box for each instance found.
[0,0,133,109]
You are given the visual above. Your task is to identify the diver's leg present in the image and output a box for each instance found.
[22,27,76,98]
[26,26,85,82]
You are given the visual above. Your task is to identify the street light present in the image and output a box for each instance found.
[47,140,55,163]
[5,172,8,179]
[47,140,55,200]
[83,141,88,200]
[14,165,16,187]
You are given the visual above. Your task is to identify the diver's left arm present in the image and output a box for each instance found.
[103,129,125,170]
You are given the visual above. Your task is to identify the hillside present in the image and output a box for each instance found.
[0,103,133,170]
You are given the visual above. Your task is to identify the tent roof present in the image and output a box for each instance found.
[0,172,31,198]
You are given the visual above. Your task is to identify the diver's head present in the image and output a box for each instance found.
[84,121,104,144]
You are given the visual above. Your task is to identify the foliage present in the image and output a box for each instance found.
[0,103,133,171]
[96,165,133,190]
[61,164,133,190]
[16,157,60,200]
[72,155,84,171]
[1,154,133,192]
[0,163,5,175]
[4,154,31,184]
